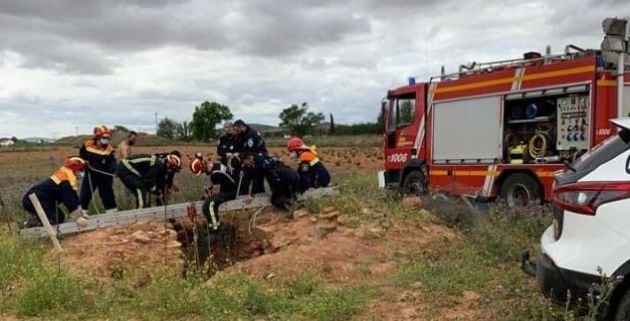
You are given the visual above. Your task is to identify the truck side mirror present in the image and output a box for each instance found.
[626,154,630,174]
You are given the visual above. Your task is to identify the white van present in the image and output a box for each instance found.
[538,118,630,319]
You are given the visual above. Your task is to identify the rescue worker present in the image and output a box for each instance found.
[80,125,118,213]
[22,157,88,227]
[242,152,301,210]
[217,122,240,166]
[190,157,239,231]
[154,150,182,205]
[116,151,181,209]
[286,137,331,189]
[233,119,267,194]
[233,119,268,154]
[117,130,138,160]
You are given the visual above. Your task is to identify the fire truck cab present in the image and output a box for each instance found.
[380,45,630,206]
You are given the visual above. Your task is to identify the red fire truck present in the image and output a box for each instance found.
[379,41,630,207]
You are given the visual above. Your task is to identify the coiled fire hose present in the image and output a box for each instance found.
[528,133,548,159]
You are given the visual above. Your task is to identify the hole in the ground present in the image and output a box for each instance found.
[169,213,267,278]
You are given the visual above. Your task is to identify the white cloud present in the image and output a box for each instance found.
[1,0,630,138]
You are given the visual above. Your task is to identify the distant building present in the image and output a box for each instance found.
[0,138,15,147]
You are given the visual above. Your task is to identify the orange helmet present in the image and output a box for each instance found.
[64,157,87,172]
[94,125,112,138]
[287,137,305,152]
[166,154,181,169]
[189,158,205,176]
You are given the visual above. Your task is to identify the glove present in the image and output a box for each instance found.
[68,208,87,221]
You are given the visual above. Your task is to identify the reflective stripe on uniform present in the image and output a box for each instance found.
[208,200,219,230]
[123,156,156,177]
[50,166,79,190]
[136,189,144,208]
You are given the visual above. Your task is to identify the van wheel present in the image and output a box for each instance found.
[401,171,427,196]
[498,173,541,208]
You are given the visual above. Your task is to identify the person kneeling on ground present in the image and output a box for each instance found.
[22,157,89,227]
[242,152,301,210]
[190,157,239,231]
[117,151,181,209]
[286,136,330,190]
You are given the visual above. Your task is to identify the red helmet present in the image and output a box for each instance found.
[287,137,305,152]
[64,157,86,172]
[189,158,205,176]
[94,125,112,138]
[166,154,181,169]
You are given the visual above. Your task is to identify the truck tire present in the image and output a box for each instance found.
[401,170,427,196]
[498,173,541,208]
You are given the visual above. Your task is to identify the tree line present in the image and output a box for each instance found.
[156,100,384,142]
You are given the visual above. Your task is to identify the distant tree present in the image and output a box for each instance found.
[190,101,233,142]
[113,125,130,133]
[157,117,179,140]
[178,121,192,142]
[329,113,335,135]
[278,102,325,137]
[10,136,18,143]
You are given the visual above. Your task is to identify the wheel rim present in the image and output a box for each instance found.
[405,178,424,196]
[507,183,532,207]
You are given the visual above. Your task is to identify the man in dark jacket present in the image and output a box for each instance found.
[22,157,87,227]
[79,125,117,212]
[234,119,267,194]
[242,152,301,210]
[233,119,268,154]
[116,151,181,209]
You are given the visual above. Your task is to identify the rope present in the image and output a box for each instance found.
[248,205,266,235]
[87,167,117,177]
[86,172,102,215]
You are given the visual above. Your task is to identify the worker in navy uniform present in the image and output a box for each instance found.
[233,119,267,194]
[22,157,88,227]
[190,158,239,231]
[286,137,330,190]
[79,125,117,212]
[242,152,301,210]
[116,151,182,209]
[217,122,240,166]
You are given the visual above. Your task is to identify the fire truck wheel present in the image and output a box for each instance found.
[498,173,541,208]
[401,170,427,196]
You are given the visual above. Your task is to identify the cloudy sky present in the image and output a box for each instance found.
[0,0,628,138]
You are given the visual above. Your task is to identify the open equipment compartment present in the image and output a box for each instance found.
[502,86,590,164]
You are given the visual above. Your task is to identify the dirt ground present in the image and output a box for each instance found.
[0,145,486,320]
[47,203,483,321]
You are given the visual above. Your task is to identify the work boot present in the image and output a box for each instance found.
[22,217,42,228]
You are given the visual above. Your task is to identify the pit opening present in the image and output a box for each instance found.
[169,209,274,278]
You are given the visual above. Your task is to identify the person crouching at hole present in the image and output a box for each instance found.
[242,152,301,210]
[286,137,330,190]
[190,157,239,231]
[117,152,182,209]
[22,157,89,227]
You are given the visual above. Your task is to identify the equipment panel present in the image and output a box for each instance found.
[556,94,588,151]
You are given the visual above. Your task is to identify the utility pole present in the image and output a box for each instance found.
[155,112,158,134]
